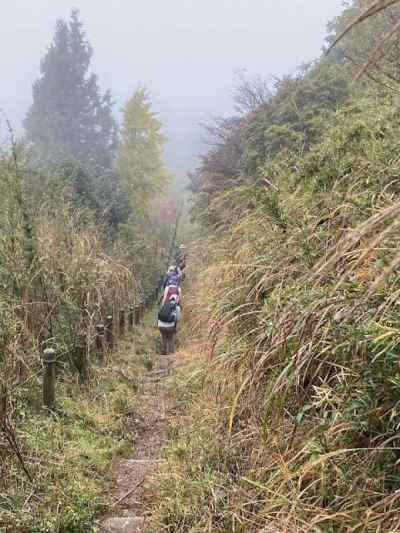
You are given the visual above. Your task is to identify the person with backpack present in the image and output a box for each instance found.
[175,244,187,279]
[161,266,182,305]
[162,265,180,289]
[158,294,179,354]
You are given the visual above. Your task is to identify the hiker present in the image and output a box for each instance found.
[158,294,180,354]
[175,244,187,279]
[161,280,182,310]
[175,265,183,283]
[162,265,181,294]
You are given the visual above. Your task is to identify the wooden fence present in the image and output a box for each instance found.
[41,298,147,410]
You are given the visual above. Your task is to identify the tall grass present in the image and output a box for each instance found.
[149,92,400,531]
[0,143,139,524]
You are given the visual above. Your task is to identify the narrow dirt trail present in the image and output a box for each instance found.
[101,347,176,533]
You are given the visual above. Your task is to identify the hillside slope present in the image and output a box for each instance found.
[145,4,400,529]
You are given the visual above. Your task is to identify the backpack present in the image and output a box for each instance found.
[167,273,180,286]
[165,285,179,301]
[158,300,177,323]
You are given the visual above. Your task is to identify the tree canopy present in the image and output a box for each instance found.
[24,10,117,174]
[117,87,170,218]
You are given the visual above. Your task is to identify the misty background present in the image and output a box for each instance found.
[1,0,344,185]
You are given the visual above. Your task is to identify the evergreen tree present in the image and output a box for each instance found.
[24,10,117,173]
[117,87,170,217]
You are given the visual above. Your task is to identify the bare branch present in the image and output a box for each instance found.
[354,17,400,79]
[327,0,400,54]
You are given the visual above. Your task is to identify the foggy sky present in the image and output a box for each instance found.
[1,0,344,179]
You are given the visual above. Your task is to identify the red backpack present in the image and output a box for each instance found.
[165,285,179,301]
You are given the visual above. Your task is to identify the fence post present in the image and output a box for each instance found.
[140,300,145,321]
[43,348,56,409]
[0,386,6,419]
[134,304,140,325]
[128,306,134,329]
[105,315,114,349]
[119,309,126,336]
[96,323,105,359]
[74,335,88,382]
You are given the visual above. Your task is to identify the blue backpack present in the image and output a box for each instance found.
[167,273,180,286]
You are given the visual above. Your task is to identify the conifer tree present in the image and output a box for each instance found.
[24,10,117,173]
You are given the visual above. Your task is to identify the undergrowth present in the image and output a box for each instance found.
[147,91,400,531]
[0,327,158,533]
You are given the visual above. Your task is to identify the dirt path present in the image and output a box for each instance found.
[101,349,175,533]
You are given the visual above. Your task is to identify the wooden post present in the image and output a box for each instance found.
[128,306,134,329]
[105,315,114,349]
[74,335,88,382]
[0,386,6,419]
[96,323,105,358]
[43,348,56,409]
[134,304,140,325]
[119,309,126,336]
[136,297,143,322]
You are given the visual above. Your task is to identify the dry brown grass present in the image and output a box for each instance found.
[147,187,400,531]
